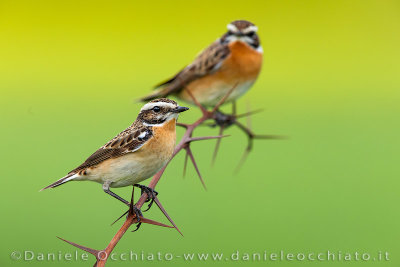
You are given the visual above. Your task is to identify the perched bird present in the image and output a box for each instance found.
[41,98,189,207]
[141,20,263,107]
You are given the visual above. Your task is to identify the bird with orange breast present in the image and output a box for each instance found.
[41,99,189,217]
[141,20,263,108]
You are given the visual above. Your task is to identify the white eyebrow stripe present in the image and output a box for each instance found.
[242,25,258,34]
[227,23,239,33]
[140,102,176,111]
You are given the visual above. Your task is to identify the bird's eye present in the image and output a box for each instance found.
[153,106,161,113]
[245,32,255,38]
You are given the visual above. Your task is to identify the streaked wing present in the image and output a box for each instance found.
[69,126,153,174]
[155,40,230,94]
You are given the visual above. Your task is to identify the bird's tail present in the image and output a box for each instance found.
[40,173,77,191]
[139,88,169,102]
[139,74,180,102]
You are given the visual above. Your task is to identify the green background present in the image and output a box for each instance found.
[1,0,399,266]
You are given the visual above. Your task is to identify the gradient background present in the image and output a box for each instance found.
[1,0,399,266]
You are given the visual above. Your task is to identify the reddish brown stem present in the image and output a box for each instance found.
[90,92,233,265]
[57,85,273,267]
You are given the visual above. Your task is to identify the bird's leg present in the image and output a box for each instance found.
[102,181,130,206]
[129,186,143,231]
[210,101,237,128]
[111,185,143,229]
[209,102,236,163]
[134,184,158,212]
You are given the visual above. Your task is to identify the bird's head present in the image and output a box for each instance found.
[221,20,261,51]
[138,98,189,126]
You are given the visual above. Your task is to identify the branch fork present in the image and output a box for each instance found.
[56,85,280,266]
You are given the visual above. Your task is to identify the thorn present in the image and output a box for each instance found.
[232,101,237,116]
[245,101,253,131]
[235,121,254,138]
[235,138,253,173]
[235,109,264,119]
[57,237,100,257]
[235,114,254,172]
[111,210,129,226]
[183,151,189,178]
[139,217,174,228]
[127,187,145,226]
[188,135,229,142]
[185,146,207,190]
[211,126,225,167]
[154,197,184,236]
[254,134,287,140]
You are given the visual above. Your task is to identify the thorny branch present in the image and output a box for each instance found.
[56,86,282,266]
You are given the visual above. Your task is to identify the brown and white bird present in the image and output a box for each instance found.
[41,99,189,205]
[141,20,263,107]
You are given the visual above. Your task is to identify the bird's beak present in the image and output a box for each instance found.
[174,106,189,113]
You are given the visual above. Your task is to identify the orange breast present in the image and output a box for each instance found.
[195,41,263,85]
[140,119,176,160]
[179,41,263,106]
[222,41,263,79]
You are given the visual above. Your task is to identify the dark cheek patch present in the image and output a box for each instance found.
[138,109,169,125]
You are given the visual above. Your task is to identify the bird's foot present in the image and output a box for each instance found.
[130,205,143,232]
[207,104,282,168]
[212,110,237,128]
[111,199,144,229]
[134,184,158,212]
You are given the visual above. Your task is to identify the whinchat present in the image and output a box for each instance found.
[41,99,189,206]
[141,20,263,107]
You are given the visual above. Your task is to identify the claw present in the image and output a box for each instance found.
[132,206,143,223]
[134,184,158,212]
[131,222,142,232]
